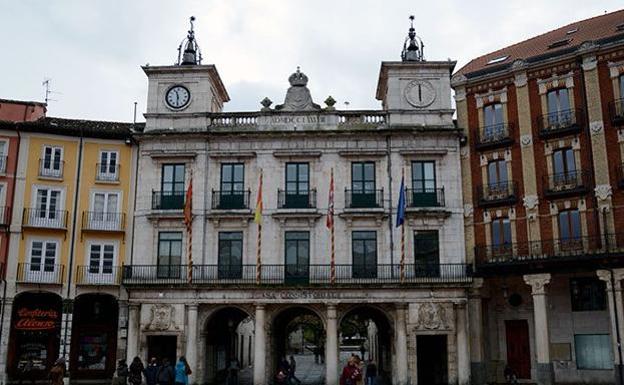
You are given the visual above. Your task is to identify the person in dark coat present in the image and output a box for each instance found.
[144,357,159,385]
[129,357,145,385]
[365,359,377,385]
[116,359,129,385]
[156,358,175,385]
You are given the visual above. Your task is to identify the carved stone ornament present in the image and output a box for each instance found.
[415,302,450,330]
[463,204,473,218]
[589,121,604,135]
[520,134,532,147]
[260,97,272,111]
[523,195,539,211]
[275,67,320,111]
[523,273,551,295]
[149,304,176,331]
[594,184,613,201]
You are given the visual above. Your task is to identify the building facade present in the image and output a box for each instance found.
[124,22,471,385]
[453,9,624,385]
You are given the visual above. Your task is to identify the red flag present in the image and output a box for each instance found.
[184,173,193,231]
[326,169,334,229]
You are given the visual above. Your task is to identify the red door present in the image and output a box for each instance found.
[505,320,531,379]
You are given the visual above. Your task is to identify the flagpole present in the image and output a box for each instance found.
[329,168,335,285]
[256,170,263,284]
[400,168,406,284]
[186,171,193,284]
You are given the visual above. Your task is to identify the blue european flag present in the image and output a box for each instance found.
[396,175,406,228]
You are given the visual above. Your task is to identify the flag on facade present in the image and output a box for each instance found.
[255,171,263,283]
[396,174,406,228]
[254,171,263,224]
[326,169,334,229]
[184,172,193,283]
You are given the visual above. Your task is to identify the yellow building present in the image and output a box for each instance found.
[0,117,137,382]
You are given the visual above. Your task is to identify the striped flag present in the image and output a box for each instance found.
[326,169,334,229]
[184,172,193,283]
[255,171,263,283]
[254,171,263,224]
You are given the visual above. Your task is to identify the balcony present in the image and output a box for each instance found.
[406,188,445,208]
[75,265,122,285]
[537,108,584,139]
[0,206,11,227]
[95,163,120,182]
[38,159,64,179]
[152,190,185,210]
[278,189,317,209]
[81,211,125,232]
[474,123,514,151]
[476,181,518,207]
[211,190,251,210]
[543,170,589,199]
[122,263,472,286]
[609,98,624,127]
[345,189,384,209]
[22,208,68,229]
[17,263,64,284]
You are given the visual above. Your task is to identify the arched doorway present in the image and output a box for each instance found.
[339,306,393,384]
[7,291,62,381]
[204,307,254,385]
[271,306,326,385]
[70,294,119,380]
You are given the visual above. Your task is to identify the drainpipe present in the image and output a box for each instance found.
[129,136,139,266]
[386,134,395,273]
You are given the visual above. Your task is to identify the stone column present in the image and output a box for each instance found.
[395,304,409,385]
[186,304,198,383]
[0,297,14,384]
[326,304,339,385]
[253,304,266,385]
[127,303,140,363]
[456,301,470,385]
[597,269,624,384]
[468,279,485,385]
[523,273,553,385]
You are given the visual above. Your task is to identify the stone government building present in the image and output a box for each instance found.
[0,9,621,385]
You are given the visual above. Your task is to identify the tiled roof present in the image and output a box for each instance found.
[0,117,143,139]
[455,9,624,78]
[0,98,47,107]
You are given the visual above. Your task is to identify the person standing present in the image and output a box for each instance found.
[365,359,377,385]
[174,356,192,385]
[288,355,302,385]
[157,358,174,385]
[129,357,145,385]
[144,357,159,385]
[340,356,362,385]
[116,359,129,385]
[48,358,66,385]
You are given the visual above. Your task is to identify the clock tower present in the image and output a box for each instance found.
[376,16,455,128]
[142,17,230,132]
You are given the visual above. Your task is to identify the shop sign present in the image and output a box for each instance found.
[14,308,59,330]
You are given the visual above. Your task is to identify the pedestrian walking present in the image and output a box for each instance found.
[156,358,174,385]
[174,356,192,385]
[340,356,362,385]
[144,357,159,385]
[116,359,129,385]
[48,358,66,385]
[129,357,145,385]
[288,355,302,385]
[365,359,377,385]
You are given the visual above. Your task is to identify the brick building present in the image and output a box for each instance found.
[452,9,624,385]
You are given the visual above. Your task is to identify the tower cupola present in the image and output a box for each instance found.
[177,16,202,65]
[401,15,424,62]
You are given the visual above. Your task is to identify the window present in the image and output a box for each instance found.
[32,187,63,226]
[558,209,581,240]
[41,146,63,178]
[285,231,310,282]
[219,163,245,209]
[160,164,185,209]
[97,151,119,181]
[483,103,504,140]
[619,74,624,100]
[574,334,613,369]
[491,217,512,247]
[552,148,576,177]
[90,192,120,229]
[351,162,377,207]
[27,240,59,283]
[218,232,243,279]
[414,231,439,276]
[352,231,377,278]
[88,243,115,275]
[0,141,7,173]
[487,160,509,198]
[284,163,310,208]
[570,278,606,312]
[157,232,182,278]
[546,88,573,128]
[411,161,437,206]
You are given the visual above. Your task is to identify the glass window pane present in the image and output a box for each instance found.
[570,210,581,239]
[548,90,559,114]
[175,165,185,182]
[559,212,570,239]
[565,149,576,173]
[559,88,570,111]
[222,165,232,182]
[364,163,374,180]
[233,165,244,182]
[575,335,613,369]
[163,165,173,183]
[352,164,362,181]
[299,164,308,181]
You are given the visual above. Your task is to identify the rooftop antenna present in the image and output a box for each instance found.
[133,101,138,125]
[42,78,59,104]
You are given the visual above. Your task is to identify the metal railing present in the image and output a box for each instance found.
[122,263,472,286]
[0,206,11,226]
[476,181,517,206]
[96,163,120,182]
[474,123,514,150]
[22,208,68,229]
[609,98,624,126]
[536,108,584,138]
[278,189,317,209]
[543,170,589,196]
[75,265,122,285]
[82,211,125,231]
[345,189,384,209]
[152,190,186,210]
[38,159,64,179]
[17,263,64,284]
[406,188,445,208]
[211,190,251,210]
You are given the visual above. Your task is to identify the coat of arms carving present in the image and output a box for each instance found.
[415,303,450,330]
[149,304,176,331]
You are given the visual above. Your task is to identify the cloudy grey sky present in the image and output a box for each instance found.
[1,1,621,122]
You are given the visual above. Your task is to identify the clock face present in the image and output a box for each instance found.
[165,85,191,109]
[404,80,436,108]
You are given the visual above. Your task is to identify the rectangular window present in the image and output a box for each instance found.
[552,148,576,176]
[220,163,244,193]
[89,243,115,275]
[218,232,243,279]
[483,103,505,140]
[411,161,437,207]
[33,188,63,227]
[414,231,439,276]
[547,88,570,115]
[487,160,508,186]
[157,232,182,278]
[558,209,581,240]
[351,162,377,207]
[285,163,310,208]
[0,141,7,173]
[98,151,119,181]
[491,217,512,247]
[160,164,185,209]
[285,231,310,282]
[41,146,63,177]
[352,231,377,278]
[570,278,606,312]
[574,334,613,369]
[29,240,57,272]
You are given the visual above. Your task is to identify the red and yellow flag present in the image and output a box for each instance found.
[254,171,263,224]
[184,173,193,231]
[326,169,334,229]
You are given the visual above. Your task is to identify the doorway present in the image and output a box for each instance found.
[505,320,531,379]
[147,335,177,366]
[417,335,448,385]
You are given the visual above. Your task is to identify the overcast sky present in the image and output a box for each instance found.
[1,1,621,122]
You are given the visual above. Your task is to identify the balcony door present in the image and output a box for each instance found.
[352,231,377,278]
[87,243,115,284]
[351,162,376,208]
[558,209,582,252]
[285,163,309,208]
[285,231,309,284]
[552,148,577,187]
[487,160,509,198]
[483,103,504,140]
[98,151,118,181]
[28,240,59,283]
[157,232,182,278]
[218,232,243,279]
[161,164,185,209]
[91,192,119,230]
[491,217,512,257]
[547,88,572,127]
[220,164,245,209]
[34,188,62,227]
[414,231,440,277]
[41,146,63,178]
[411,161,436,206]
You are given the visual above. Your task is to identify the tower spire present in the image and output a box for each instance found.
[401,15,424,62]
[177,16,202,65]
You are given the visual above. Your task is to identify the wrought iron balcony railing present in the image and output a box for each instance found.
[543,170,589,198]
[75,265,122,285]
[38,159,64,179]
[536,108,584,138]
[406,188,445,208]
[278,189,317,209]
[474,123,514,151]
[211,190,251,210]
[345,189,384,209]
[152,190,186,210]
[96,163,120,182]
[122,263,472,286]
[476,181,518,207]
[22,208,68,229]
[82,211,125,231]
[609,98,624,126]
[17,263,64,284]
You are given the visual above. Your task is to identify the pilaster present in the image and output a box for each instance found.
[468,278,485,385]
[127,303,140,364]
[186,304,199,383]
[395,304,409,385]
[326,304,339,385]
[455,301,470,385]
[523,273,553,385]
[253,304,267,385]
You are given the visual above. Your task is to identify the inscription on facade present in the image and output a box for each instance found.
[257,291,341,300]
